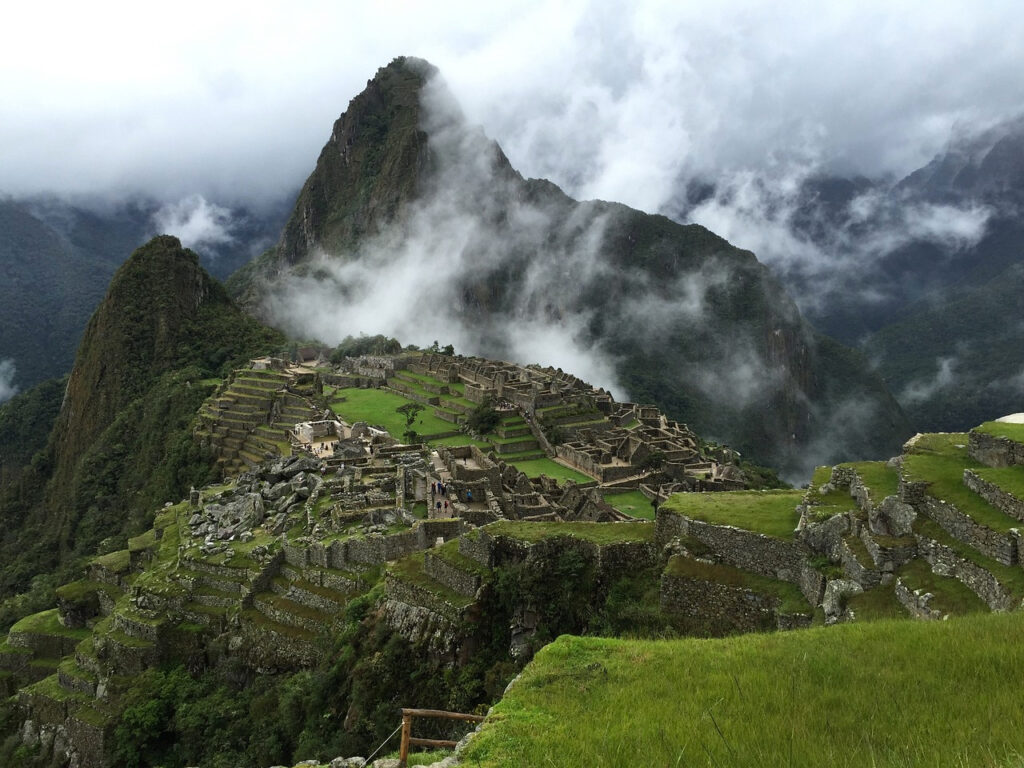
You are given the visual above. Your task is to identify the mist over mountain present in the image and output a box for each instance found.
[0,194,291,399]
[232,58,908,477]
[672,115,1024,431]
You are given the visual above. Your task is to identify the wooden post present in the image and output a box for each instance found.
[399,711,412,767]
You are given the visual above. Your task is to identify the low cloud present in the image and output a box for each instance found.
[684,165,993,315]
[900,357,959,405]
[0,359,18,403]
[151,194,235,253]
[263,75,627,399]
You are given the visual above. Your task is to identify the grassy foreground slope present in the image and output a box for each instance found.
[462,614,1024,767]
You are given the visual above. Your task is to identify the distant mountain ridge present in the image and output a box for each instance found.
[231,56,909,476]
[0,195,290,397]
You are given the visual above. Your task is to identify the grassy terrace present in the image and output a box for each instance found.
[842,460,901,501]
[665,555,809,614]
[973,465,1024,503]
[10,609,91,641]
[484,520,653,545]
[604,490,656,520]
[661,490,802,539]
[388,552,475,608]
[904,433,1022,533]
[805,465,858,521]
[461,613,1024,767]
[508,458,592,483]
[913,517,1024,599]
[897,558,989,616]
[974,420,1024,443]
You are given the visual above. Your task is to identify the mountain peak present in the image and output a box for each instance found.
[275,57,440,266]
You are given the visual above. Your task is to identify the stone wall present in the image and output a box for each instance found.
[963,469,1024,523]
[656,510,808,588]
[860,528,917,571]
[383,573,465,624]
[423,553,481,597]
[923,496,1017,565]
[459,532,493,567]
[915,534,1018,611]
[660,569,777,633]
[969,431,1024,468]
[894,577,944,620]
[838,537,882,589]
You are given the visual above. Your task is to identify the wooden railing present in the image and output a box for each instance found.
[398,707,486,767]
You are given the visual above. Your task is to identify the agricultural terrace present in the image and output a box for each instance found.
[904,433,1022,533]
[461,613,1024,767]
[974,420,1024,444]
[661,489,802,539]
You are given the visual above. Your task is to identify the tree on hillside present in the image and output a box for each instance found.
[397,402,424,444]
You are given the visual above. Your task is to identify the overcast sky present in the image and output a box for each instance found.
[2,0,1023,214]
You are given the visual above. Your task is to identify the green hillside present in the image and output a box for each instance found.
[461,615,1024,767]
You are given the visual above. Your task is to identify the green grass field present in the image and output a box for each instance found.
[661,490,802,539]
[329,387,460,440]
[461,613,1024,767]
[605,490,657,520]
[509,458,593,484]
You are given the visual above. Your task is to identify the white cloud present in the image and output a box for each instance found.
[0,359,18,403]
[0,1,1021,212]
[151,195,235,252]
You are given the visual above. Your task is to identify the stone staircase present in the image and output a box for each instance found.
[198,368,321,475]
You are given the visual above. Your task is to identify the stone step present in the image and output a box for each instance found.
[423,551,483,597]
[25,657,60,684]
[74,639,104,679]
[0,639,33,666]
[112,610,163,643]
[191,586,240,609]
[58,657,98,698]
[179,558,255,582]
[252,592,332,633]
[239,608,322,665]
[102,631,158,676]
[181,602,229,628]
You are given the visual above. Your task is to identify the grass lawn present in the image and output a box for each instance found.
[604,490,657,520]
[903,433,1022,533]
[846,582,907,621]
[330,387,456,438]
[11,609,92,640]
[484,520,653,545]
[461,613,1024,767]
[509,458,593,484]
[661,490,802,539]
[974,421,1024,444]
